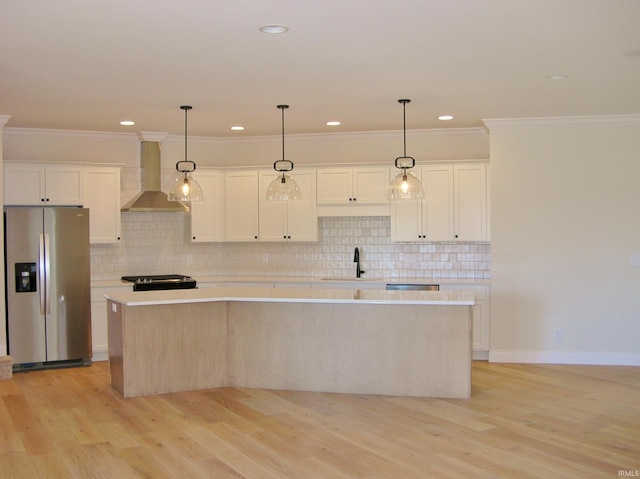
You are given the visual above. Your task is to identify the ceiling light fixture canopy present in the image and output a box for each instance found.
[387,99,425,200]
[266,105,301,201]
[168,105,203,203]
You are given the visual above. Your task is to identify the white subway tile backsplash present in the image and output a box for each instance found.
[91,214,490,281]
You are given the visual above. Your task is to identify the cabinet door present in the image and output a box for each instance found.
[258,171,288,241]
[316,168,353,204]
[390,200,422,241]
[4,165,45,205]
[225,170,259,241]
[352,167,389,204]
[286,170,318,241]
[83,167,121,243]
[4,164,83,205]
[191,170,224,242]
[439,284,490,353]
[422,165,454,241]
[45,166,84,205]
[454,163,487,241]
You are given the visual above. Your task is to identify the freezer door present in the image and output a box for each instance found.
[5,208,47,364]
[44,208,92,362]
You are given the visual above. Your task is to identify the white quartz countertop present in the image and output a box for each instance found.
[92,275,489,289]
[104,286,476,307]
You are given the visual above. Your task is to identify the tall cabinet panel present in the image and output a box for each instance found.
[190,169,225,242]
[83,167,121,244]
[224,170,259,241]
[453,163,488,241]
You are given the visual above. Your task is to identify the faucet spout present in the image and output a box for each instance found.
[354,247,365,278]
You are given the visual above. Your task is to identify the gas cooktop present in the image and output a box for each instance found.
[121,274,197,292]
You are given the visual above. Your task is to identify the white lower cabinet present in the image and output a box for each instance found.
[90,285,130,361]
[439,284,490,357]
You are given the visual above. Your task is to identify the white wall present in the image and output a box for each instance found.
[486,116,640,365]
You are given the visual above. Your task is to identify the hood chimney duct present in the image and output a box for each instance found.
[121,132,189,212]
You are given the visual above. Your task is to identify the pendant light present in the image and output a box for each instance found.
[266,104,302,201]
[387,99,425,200]
[168,105,204,202]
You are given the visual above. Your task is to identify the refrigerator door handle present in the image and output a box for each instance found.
[44,232,51,314]
[38,233,51,314]
[39,233,46,314]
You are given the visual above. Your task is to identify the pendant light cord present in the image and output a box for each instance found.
[278,104,289,162]
[181,105,192,163]
[399,99,410,158]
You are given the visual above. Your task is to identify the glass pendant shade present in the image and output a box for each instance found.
[169,168,204,202]
[266,172,302,201]
[388,168,424,200]
[169,105,203,203]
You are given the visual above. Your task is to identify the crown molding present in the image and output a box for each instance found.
[181,127,488,145]
[483,114,640,129]
[4,127,139,141]
[4,126,487,144]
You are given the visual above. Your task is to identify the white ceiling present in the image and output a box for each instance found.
[2,0,639,137]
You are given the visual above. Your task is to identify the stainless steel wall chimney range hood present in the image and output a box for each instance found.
[121,141,189,212]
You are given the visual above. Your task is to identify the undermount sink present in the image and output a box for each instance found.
[320,277,379,282]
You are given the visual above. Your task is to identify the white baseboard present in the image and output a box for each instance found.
[473,350,489,360]
[489,350,640,366]
[92,345,109,363]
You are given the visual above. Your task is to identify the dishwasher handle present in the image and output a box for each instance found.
[386,283,439,291]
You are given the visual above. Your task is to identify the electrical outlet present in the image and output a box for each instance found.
[629,255,640,267]
[187,254,193,263]
[553,328,563,340]
[262,254,269,263]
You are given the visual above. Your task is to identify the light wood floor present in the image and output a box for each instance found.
[1,361,639,478]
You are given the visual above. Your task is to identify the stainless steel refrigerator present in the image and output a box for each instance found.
[4,207,92,371]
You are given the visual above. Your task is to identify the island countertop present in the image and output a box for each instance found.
[104,286,476,307]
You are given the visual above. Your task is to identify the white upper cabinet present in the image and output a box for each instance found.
[391,162,488,242]
[316,166,390,217]
[190,169,225,242]
[4,164,84,206]
[453,163,488,241]
[258,169,318,242]
[317,167,389,204]
[83,167,121,244]
[224,170,259,241]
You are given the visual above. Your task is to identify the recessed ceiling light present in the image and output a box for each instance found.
[231,126,245,131]
[259,25,289,34]
[438,115,454,121]
[120,120,135,126]
[326,121,341,126]
[546,74,568,80]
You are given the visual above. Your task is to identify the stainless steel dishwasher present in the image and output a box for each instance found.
[386,283,439,291]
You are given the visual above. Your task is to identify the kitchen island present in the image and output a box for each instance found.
[105,287,475,399]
